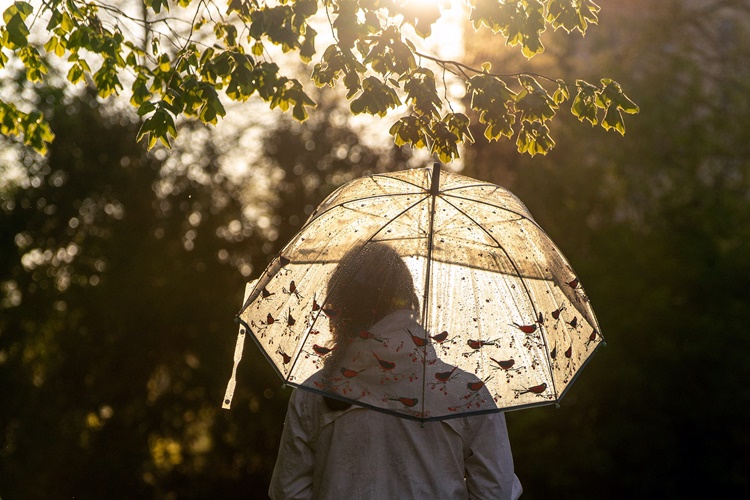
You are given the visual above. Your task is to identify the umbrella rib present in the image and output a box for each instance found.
[441,192,533,222]
[439,182,499,194]
[369,171,431,192]
[350,194,431,244]
[301,191,427,230]
[302,169,429,227]
[440,196,559,397]
[417,167,441,420]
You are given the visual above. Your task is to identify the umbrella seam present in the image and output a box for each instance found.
[441,192,534,223]
[369,170,431,192]
[300,191,430,231]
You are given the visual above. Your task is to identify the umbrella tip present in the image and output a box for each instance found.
[430,163,441,196]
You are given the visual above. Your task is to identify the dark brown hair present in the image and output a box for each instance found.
[325,242,420,340]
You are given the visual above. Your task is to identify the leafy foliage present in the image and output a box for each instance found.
[0,0,636,159]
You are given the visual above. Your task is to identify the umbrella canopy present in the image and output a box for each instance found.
[223,164,603,421]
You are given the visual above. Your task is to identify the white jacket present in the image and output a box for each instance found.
[269,387,523,499]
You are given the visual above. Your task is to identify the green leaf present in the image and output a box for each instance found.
[3,12,30,48]
[0,99,54,154]
[403,69,440,118]
[468,74,517,141]
[93,60,123,98]
[158,53,171,72]
[145,0,170,15]
[401,3,441,38]
[516,75,557,122]
[137,100,156,116]
[46,9,62,31]
[270,79,315,121]
[137,105,177,149]
[571,80,599,126]
[600,78,639,114]
[43,36,66,57]
[60,12,75,33]
[547,0,600,34]
[602,103,625,135]
[445,112,474,144]
[350,76,401,117]
[3,1,32,24]
[22,110,55,154]
[198,86,226,125]
[299,26,316,63]
[553,79,570,104]
[430,120,460,163]
[389,115,428,149]
[19,46,47,83]
[516,121,555,156]
[428,112,475,162]
[130,76,152,106]
[332,0,359,49]
[343,70,361,98]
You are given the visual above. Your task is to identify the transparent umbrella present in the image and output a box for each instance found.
[223,164,604,422]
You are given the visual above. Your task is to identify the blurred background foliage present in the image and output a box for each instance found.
[2,0,749,498]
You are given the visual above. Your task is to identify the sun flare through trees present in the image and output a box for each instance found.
[0,0,637,160]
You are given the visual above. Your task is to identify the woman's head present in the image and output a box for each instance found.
[326,242,419,337]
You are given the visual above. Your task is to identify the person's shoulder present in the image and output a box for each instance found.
[444,411,507,435]
[289,387,321,408]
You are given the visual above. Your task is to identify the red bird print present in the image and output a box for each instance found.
[311,297,321,311]
[431,330,449,343]
[434,367,458,382]
[312,344,335,356]
[278,350,291,364]
[551,305,565,319]
[286,280,301,299]
[373,353,396,370]
[358,330,384,343]
[261,287,273,298]
[566,278,579,289]
[467,380,485,391]
[519,382,548,395]
[266,313,275,325]
[566,316,578,328]
[408,328,428,347]
[565,346,573,358]
[286,312,296,326]
[490,357,515,370]
[467,339,494,350]
[512,322,537,334]
[586,329,599,346]
[279,255,291,267]
[390,397,418,408]
[340,367,365,378]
